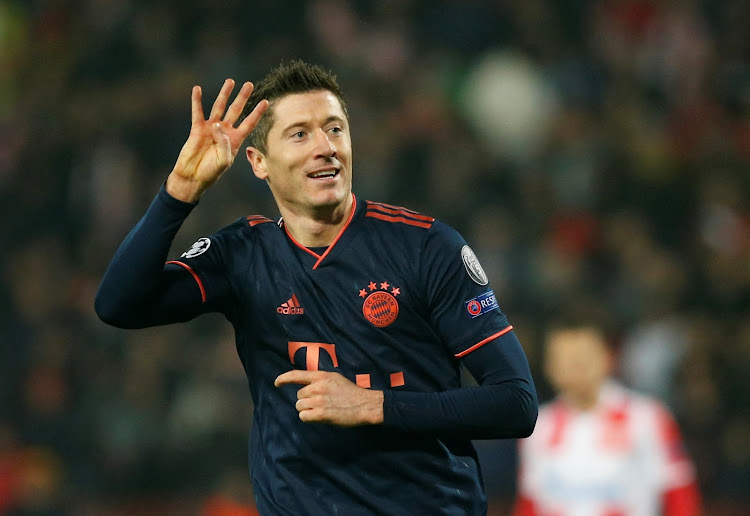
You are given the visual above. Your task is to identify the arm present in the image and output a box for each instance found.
[382,329,538,438]
[95,79,268,328]
[95,187,206,328]
[275,225,537,435]
[274,328,537,437]
[653,405,701,516]
[376,224,537,437]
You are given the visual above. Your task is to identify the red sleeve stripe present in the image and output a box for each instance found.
[166,260,206,303]
[455,326,514,358]
[365,211,433,229]
[366,202,435,222]
[366,200,423,215]
[246,215,273,227]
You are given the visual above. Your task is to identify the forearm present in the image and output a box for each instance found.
[382,379,536,439]
[382,330,538,438]
[95,185,198,327]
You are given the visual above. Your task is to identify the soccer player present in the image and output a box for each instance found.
[513,325,700,516]
[95,61,537,515]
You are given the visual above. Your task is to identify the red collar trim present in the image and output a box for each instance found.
[282,193,357,269]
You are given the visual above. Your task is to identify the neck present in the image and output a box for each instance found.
[280,195,354,247]
[563,388,601,411]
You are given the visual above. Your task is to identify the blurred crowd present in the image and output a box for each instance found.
[1,0,749,514]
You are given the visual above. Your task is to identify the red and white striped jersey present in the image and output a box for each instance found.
[514,381,700,516]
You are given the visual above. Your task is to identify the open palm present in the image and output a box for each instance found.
[168,79,268,202]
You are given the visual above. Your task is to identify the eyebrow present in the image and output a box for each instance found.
[280,115,346,135]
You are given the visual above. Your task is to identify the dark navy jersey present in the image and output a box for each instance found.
[96,187,537,516]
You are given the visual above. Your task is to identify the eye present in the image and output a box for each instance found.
[291,131,306,139]
[329,126,343,134]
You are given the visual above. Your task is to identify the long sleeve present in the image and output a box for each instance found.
[382,329,538,439]
[655,404,702,516]
[95,186,229,328]
[380,216,538,439]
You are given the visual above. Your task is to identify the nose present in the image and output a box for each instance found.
[313,128,336,159]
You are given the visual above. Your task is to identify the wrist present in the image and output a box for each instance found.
[366,390,385,425]
[166,173,206,203]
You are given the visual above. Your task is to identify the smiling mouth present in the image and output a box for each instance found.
[308,169,340,179]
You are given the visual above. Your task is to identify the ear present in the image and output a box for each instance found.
[246,147,268,180]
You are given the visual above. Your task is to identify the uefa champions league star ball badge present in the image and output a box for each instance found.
[181,237,211,258]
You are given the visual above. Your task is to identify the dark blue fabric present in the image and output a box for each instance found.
[96,186,538,515]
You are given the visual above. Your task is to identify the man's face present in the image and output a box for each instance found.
[544,328,611,405]
[247,90,352,215]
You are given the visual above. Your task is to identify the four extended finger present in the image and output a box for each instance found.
[238,98,269,135]
[191,85,204,125]
[208,78,235,121]
[224,81,254,125]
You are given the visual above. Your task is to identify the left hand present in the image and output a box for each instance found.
[167,79,268,202]
[275,370,384,426]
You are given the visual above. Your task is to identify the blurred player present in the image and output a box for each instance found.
[513,325,700,516]
[95,61,537,515]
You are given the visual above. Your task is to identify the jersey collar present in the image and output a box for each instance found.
[281,193,359,270]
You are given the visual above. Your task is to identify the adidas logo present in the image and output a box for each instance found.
[277,293,305,315]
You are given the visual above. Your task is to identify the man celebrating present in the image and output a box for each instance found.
[96,61,537,515]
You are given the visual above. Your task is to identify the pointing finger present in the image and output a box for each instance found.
[275,369,319,387]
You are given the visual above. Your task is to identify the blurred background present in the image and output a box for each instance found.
[1,0,749,514]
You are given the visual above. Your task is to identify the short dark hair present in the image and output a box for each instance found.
[240,60,348,154]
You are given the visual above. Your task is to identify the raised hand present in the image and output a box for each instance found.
[275,370,385,426]
[167,79,269,203]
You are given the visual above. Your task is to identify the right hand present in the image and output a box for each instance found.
[166,79,268,203]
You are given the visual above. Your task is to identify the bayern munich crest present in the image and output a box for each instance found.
[358,281,401,328]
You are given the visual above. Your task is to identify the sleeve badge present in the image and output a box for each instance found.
[181,237,211,259]
[461,245,488,285]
